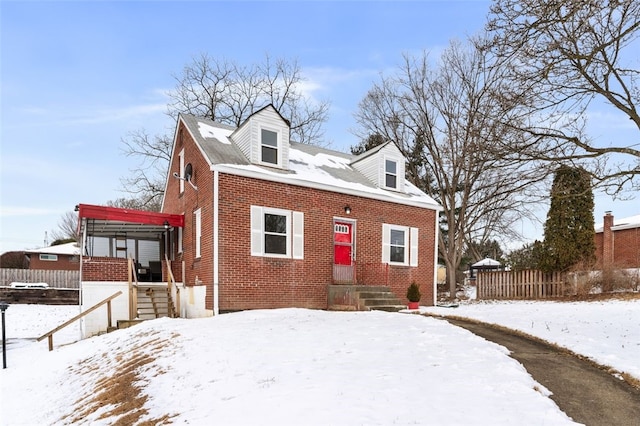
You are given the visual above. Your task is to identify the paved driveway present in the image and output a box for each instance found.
[442,317,640,426]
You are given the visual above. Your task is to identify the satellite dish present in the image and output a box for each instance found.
[184,163,193,181]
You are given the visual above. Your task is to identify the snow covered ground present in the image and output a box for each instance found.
[422,298,640,382]
[0,299,637,425]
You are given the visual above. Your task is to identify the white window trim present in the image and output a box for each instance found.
[179,148,185,194]
[194,208,202,259]
[384,157,398,190]
[382,223,418,266]
[251,206,303,259]
[39,254,58,261]
[177,226,183,254]
[259,126,281,167]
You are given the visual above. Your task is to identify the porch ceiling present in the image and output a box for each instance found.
[82,219,169,238]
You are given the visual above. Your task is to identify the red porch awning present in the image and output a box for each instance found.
[77,203,184,238]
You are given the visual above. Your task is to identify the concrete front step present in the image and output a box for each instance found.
[327,284,406,312]
[360,298,404,307]
[369,305,408,312]
[355,286,406,312]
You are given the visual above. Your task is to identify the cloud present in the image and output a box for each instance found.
[10,89,171,129]
[42,102,167,127]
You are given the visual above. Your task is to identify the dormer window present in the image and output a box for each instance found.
[385,159,397,189]
[261,129,278,165]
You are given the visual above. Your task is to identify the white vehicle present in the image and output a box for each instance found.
[10,282,49,289]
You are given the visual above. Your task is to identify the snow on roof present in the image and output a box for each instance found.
[594,214,640,232]
[25,242,80,255]
[182,114,441,210]
[472,258,501,267]
[198,121,231,144]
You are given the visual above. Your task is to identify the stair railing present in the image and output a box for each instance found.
[127,257,140,320]
[37,291,123,351]
[164,254,180,318]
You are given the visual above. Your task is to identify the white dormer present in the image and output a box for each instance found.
[231,105,290,170]
[351,142,406,192]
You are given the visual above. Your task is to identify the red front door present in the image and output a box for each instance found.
[333,221,354,283]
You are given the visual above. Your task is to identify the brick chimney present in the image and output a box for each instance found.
[603,211,614,267]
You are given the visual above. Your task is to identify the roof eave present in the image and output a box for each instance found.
[211,164,442,211]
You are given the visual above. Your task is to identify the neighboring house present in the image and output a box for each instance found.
[594,212,640,268]
[162,104,441,315]
[25,242,80,271]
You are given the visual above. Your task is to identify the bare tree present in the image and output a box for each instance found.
[486,0,640,193]
[120,54,330,210]
[119,130,172,212]
[168,53,330,144]
[354,40,549,298]
[50,211,80,242]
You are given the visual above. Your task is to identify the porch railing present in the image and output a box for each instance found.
[332,261,390,286]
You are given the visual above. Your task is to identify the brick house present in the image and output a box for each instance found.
[25,242,80,271]
[595,212,640,268]
[75,105,441,335]
[161,104,441,315]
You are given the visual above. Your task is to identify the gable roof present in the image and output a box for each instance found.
[25,242,80,255]
[232,104,291,135]
[178,113,441,210]
[349,141,395,164]
[472,258,501,267]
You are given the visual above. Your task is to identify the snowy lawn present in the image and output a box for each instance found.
[0,305,580,425]
[421,297,640,382]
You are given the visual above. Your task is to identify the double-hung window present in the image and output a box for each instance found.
[385,159,397,189]
[264,212,287,255]
[261,129,279,165]
[382,224,419,266]
[251,206,303,259]
[389,228,406,262]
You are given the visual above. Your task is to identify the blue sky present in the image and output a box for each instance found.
[1,0,637,254]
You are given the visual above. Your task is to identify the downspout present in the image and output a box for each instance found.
[432,211,440,307]
[79,217,87,339]
[213,170,220,315]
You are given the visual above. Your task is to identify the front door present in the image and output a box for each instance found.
[333,220,355,283]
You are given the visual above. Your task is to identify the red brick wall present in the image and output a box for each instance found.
[29,254,80,271]
[594,214,640,268]
[82,257,128,281]
[216,174,437,311]
[163,123,215,302]
[611,227,640,267]
[162,120,438,312]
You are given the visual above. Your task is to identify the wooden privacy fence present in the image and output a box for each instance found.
[0,268,80,289]
[477,270,566,300]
